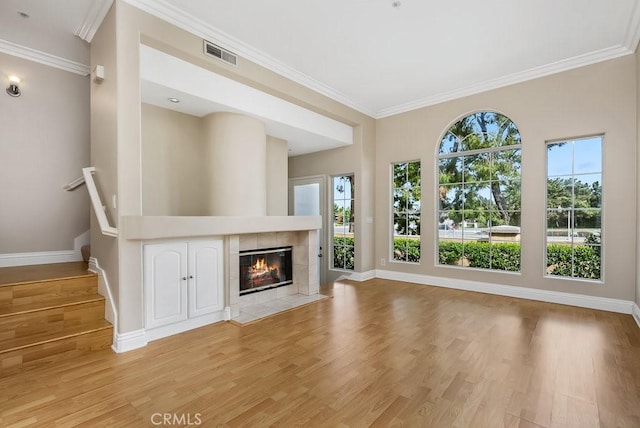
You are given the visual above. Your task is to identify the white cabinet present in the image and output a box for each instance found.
[144,239,224,335]
[144,242,188,329]
[187,240,224,318]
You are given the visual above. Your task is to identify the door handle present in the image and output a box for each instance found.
[189,275,194,279]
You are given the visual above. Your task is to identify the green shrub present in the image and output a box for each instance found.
[393,237,421,262]
[336,236,599,278]
[546,244,600,279]
[487,243,521,272]
[438,241,520,271]
[585,232,601,257]
[333,236,354,270]
[438,241,462,265]
[546,244,572,276]
[573,246,601,279]
[463,242,491,268]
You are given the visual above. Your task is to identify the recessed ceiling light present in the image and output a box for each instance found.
[167,97,180,103]
[17,11,29,18]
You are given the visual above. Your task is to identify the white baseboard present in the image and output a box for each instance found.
[88,257,117,328]
[144,312,226,343]
[0,250,78,267]
[633,303,640,329]
[342,270,377,282]
[374,269,635,315]
[112,329,148,353]
[0,230,90,267]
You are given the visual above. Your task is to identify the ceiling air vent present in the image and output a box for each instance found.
[203,40,237,66]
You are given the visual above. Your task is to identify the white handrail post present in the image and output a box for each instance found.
[82,167,118,237]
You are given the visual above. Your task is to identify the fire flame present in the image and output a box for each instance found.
[253,258,267,271]
[251,257,279,277]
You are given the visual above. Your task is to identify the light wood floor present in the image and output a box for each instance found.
[1,279,639,427]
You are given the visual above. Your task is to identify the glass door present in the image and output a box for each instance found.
[289,176,326,286]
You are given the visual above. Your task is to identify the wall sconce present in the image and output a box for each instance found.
[6,76,21,97]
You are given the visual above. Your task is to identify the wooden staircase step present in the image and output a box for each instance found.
[0,293,104,317]
[0,322,113,377]
[0,262,92,287]
[0,262,112,377]
[0,318,112,355]
[0,297,106,343]
[0,275,98,306]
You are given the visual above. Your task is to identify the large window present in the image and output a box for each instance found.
[438,111,522,271]
[392,161,421,263]
[546,136,602,280]
[332,175,355,271]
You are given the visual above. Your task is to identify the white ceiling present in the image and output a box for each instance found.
[1,0,639,119]
[128,0,640,117]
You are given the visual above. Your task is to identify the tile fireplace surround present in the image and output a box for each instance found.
[228,230,319,319]
[123,215,323,325]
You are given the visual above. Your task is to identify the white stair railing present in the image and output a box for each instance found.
[63,175,85,191]
[82,167,118,237]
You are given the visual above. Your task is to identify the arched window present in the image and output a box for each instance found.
[437,111,522,271]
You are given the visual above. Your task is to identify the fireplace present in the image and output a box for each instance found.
[239,246,293,295]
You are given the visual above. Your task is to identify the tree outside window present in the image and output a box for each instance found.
[393,161,421,263]
[546,136,602,280]
[438,111,522,271]
[332,175,354,271]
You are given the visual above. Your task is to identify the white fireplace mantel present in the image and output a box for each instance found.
[122,215,321,240]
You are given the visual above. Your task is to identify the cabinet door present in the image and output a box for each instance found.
[188,239,224,318]
[144,242,188,329]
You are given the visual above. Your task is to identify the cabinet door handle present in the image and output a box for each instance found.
[189,275,194,279]
[182,277,187,281]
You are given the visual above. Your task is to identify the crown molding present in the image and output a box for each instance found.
[0,39,90,76]
[74,0,114,43]
[122,0,377,118]
[623,0,640,52]
[124,0,640,120]
[376,45,633,118]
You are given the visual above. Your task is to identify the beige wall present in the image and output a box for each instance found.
[267,136,288,216]
[376,55,637,301]
[289,126,376,283]
[90,4,120,304]
[0,52,90,254]
[141,105,289,217]
[141,103,206,215]
[204,112,266,216]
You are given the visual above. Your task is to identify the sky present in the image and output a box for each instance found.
[547,136,602,183]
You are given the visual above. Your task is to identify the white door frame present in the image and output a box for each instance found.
[289,175,327,286]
